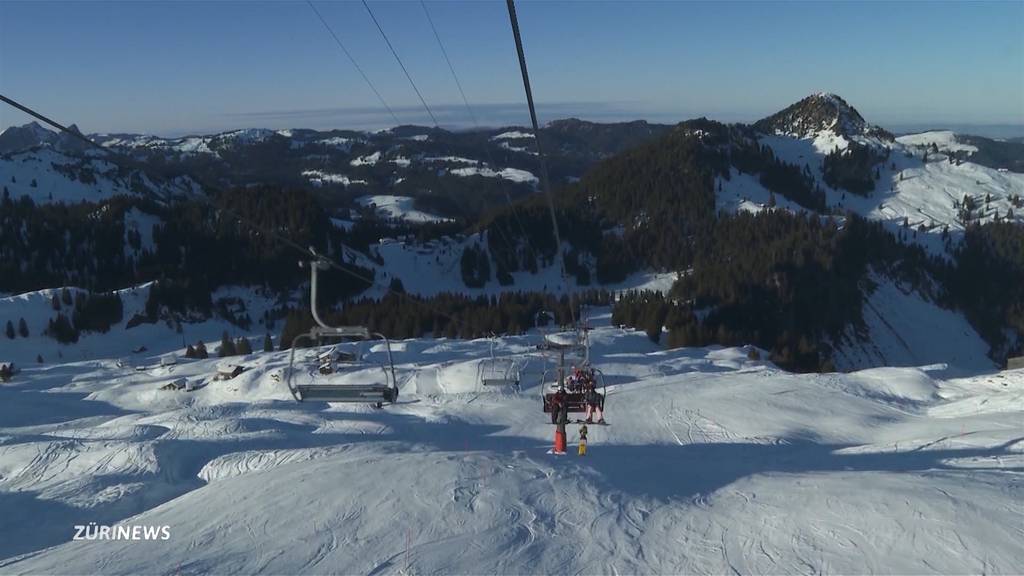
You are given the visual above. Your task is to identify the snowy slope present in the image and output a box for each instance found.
[0,313,1020,573]
[450,166,538,184]
[1,149,135,204]
[896,130,979,155]
[0,284,281,368]
[301,170,366,188]
[355,195,451,224]
[759,130,1023,257]
[363,234,676,299]
[716,168,809,215]
[0,147,201,204]
[832,274,996,373]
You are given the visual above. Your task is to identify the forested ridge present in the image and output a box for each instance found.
[3,108,1022,371]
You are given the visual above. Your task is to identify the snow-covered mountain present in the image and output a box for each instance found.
[731,117,1024,256]
[0,121,59,153]
[1,97,1021,573]
[2,96,1022,373]
[753,92,894,141]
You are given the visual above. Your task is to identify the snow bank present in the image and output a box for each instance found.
[840,367,941,405]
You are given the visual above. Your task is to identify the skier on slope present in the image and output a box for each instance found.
[578,423,588,456]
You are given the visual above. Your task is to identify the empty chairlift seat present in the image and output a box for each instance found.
[284,253,400,407]
[287,330,399,407]
[479,357,521,388]
[478,338,522,389]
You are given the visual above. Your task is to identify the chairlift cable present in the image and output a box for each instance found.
[356,0,526,282]
[361,0,439,127]
[306,1,401,126]
[418,0,541,268]
[505,0,576,326]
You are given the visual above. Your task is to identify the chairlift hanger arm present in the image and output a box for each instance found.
[304,249,370,338]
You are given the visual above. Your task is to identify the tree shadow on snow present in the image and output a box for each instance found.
[569,439,1024,502]
[299,406,1024,505]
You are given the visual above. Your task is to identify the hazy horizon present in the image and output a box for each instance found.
[4,101,1024,141]
[1,1,1021,137]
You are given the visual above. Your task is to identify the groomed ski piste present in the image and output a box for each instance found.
[1,310,1021,574]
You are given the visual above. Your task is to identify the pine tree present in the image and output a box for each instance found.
[263,333,273,352]
[37,354,44,364]
[51,295,60,311]
[18,318,28,338]
[236,337,252,355]
[195,341,209,359]
[5,320,14,339]
[185,345,196,359]
[218,331,236,357]
[29,178,37,188]
[61,287,72,306]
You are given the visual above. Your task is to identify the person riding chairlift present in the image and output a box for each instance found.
[550,386,567,424]
[567,365,581,391]
[583,377,604,424]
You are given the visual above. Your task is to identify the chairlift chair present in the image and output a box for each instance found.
[535,310,605,420]
[477,337,522,390]
[285,253,399,408]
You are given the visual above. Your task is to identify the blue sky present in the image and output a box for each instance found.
[1,1,1022,136]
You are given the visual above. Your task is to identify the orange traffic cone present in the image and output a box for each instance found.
[554,429,567,454]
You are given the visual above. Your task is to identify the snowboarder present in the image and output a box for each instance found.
[578,424,588,456]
